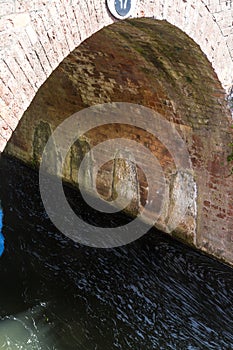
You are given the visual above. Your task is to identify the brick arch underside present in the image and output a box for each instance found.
[0,0,232,151]
[5,18,233,265]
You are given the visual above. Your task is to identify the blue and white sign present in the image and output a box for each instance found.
[107,0,137,19]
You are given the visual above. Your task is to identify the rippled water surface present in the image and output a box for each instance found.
[0,156,232,349]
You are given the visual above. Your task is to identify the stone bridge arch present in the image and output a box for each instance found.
[0,0,232,150]
[0,0,233,265]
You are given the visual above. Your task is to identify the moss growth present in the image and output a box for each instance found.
[185,76,192,83]
[33,121,52,168]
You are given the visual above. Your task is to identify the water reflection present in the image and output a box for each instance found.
[0,155,233,349]
[0,303,54,350]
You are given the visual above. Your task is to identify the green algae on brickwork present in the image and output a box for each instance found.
[112,19,223,129]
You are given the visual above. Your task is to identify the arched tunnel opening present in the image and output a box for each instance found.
[0,18,233,349]
[3,18,233,247]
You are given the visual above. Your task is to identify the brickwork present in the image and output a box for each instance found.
[203,0,233,59]
[4,19,233,265]
[0,0,232,150]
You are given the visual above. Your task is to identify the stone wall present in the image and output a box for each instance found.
[5,19,233,265]
[0,0,233,151]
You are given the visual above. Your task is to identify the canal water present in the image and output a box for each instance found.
[0,155,232,349]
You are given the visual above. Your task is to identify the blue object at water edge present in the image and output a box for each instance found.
[0,208,4,256]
